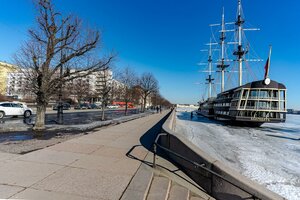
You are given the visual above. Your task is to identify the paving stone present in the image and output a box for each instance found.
[0,160,63,187]
[91,146,130,158]
[70,154,119,171]
[67,137,115,146]
[113,158,141,175]
[92,145,147,160]
[10,188,98,200]
[168,184,189,200]
[107,139,137,149]
[190,196,206,200]
[49,142,102,154]
[121,189,145,200]
[84,132,121,140]
[0,184,24,199]
[17,149,84,166]
[70,154,140,175]
[147,176,170,200]
[126,164,153,193]
[0,152,20,162]
[0,111,169,200]
[32,167,132,200]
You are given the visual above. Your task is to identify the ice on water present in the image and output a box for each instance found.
[175,107,300,200]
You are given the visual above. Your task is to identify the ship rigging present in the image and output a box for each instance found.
[197,0,287,126]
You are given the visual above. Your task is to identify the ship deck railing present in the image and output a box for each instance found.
[232,97,281,101]
[230,106,286,112]
[245,106,281,110]
[245,97,280,100]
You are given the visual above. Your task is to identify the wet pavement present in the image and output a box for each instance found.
[0,109,146,142]
[0,111,169,199]
[0,109,140,126]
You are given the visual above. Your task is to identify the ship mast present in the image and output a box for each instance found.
[234,0,246,86]
[233,0,261,86]
[217,8,229,92]
[206,39,214,98]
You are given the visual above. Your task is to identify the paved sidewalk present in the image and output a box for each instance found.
[0,112,169,200]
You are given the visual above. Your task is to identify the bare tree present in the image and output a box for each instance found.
[139,72,159,112]
[131,85,142,109]
[14,0,114,130]
[96,66,112,120]
[117,67,137,115]
[110,79,125,103]
[72,78,92,103]
[151,92,172,109]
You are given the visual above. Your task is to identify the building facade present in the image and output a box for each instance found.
[0,61,17,96]
[5,67,116,102]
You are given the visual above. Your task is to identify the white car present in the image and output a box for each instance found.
[107,105,119,109]
[0,102,33,119]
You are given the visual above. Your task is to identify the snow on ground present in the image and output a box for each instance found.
[175,107,300,200]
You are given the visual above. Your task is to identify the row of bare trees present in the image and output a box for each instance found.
[14,0,114,130]
[12,0,171,130]
[116,67,160,115]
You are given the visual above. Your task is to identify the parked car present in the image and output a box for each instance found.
[52,103,71,110]
[90,103,100,109]
[74,103,90,109]
[107,105,119,109]
[94,102,102,106]
[0,102,33,119]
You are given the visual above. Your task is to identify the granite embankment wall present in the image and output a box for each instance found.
[158,109,285,200]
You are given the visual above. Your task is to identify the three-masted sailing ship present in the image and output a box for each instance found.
[197,0,287,126]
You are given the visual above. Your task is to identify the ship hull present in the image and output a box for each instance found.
[198,80,287,127]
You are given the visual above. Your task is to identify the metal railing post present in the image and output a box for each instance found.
[153,143,157,168]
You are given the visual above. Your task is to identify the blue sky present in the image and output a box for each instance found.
[0,0,299,108]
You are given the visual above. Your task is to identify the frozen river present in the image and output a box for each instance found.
[175,108,300,200]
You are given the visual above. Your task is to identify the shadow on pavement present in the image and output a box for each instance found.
[125,144,207,194]
[139,111,171,152]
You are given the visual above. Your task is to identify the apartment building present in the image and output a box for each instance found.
[6,67,115,102]
[0,61,17,96]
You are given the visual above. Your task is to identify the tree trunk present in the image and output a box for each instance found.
[101,104,105,121]
[125,102,128,116]
[33,103,46,130]
[143,96,147,112]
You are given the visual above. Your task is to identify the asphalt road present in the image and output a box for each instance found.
[0,108,153,144]
[0,108,140,128]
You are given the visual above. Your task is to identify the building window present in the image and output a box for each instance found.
[242,90,248,98]
[240,100,245,107]
[249,90,258,98]
[280,90,285,100]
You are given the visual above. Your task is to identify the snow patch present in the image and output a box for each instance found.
[175,112,300,200]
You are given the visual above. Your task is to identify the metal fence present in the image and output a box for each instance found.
[153,133,262,200]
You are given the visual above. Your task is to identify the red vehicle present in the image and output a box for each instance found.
[112,101,134,108]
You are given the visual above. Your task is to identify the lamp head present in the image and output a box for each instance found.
[264,77,271,85]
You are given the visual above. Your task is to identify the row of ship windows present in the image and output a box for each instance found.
[215,111,229,115]
[215,101,286,110]
[232,111,285,119]
[234,100,285,110]
[215,103,230,107]
[233,89,285,99]
[216,110,285,119]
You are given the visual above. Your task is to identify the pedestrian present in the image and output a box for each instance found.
[159,105,162,113]
[156,106,159,113]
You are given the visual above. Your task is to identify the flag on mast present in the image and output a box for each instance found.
[264,46,272,79]
[264,58,269,79]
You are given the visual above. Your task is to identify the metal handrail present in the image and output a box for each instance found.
[153,133,259,200]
